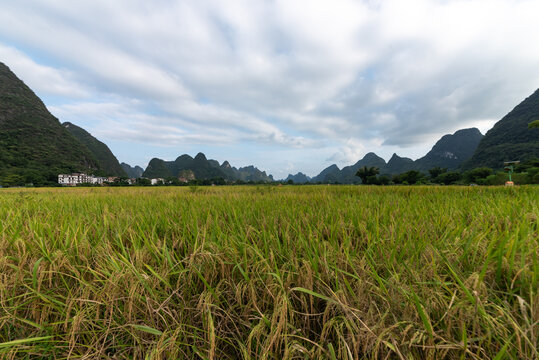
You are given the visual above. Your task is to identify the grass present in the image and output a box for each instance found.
[0,185,537,359]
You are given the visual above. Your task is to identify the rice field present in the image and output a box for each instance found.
[0,185,537,359]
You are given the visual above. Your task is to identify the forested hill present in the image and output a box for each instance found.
[0,62,100,186]
[62,122,127,177]
[414,128,483,171]
[142,153,274,182]
[121,163,144,178]
[463,88,539,169]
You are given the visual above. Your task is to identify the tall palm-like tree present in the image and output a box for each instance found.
[355,166,379,184]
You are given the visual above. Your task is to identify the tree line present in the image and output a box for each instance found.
[354,158,539,185]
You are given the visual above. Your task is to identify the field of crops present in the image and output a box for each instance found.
[0,185,537,359]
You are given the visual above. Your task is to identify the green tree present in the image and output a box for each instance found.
[428,167,447,179]
[464,167,493,184]
[0,173,24,187]
[165,177,181,186]
[436,171,462,185]
[377,175,391,185]
[355,166,380,184]
[528,119,539,129]
[136,178,151,186]
[394,170,425,185]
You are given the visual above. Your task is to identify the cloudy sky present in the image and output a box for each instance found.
[1,0,539,178]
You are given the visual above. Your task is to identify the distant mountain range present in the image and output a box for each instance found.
[142,153,274,182]
[1,59,537,186]
[305,128,484,183]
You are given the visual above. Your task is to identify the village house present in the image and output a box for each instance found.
[92,177,106,185]
[151,178,165,185]
[58,173,106,186]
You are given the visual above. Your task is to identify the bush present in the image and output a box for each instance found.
[526,167,539,184]
[436,171,462,185]
[394,170,425,185]
[484,174,505,185]
[378,175,391,185]
[428,167,447,179]
[464,167,493,184]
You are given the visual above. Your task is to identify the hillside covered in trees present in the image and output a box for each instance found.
[62,122,127,177]
[143,153,274,183]
[464,88,539,169]
[0,62,100,186]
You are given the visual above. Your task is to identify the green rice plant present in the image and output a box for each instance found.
[0,185,537,359]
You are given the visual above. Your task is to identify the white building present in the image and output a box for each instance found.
[151,178,165,185]
[91,177,106,185]
[58,173,105,186]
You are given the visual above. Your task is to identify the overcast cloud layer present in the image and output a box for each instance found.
[1,0,539,178]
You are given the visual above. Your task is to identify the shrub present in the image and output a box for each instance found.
[464,167,493,183]
[435,171,462,185]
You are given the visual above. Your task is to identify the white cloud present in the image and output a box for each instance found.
[0,44,89,98]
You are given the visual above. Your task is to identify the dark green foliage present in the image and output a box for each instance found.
[393,170,426,185]
[428,167,447,179]
[434,171,462,185]
[455,160,539,185]
[189,177,226,186]
[355,166,380,184]
[0,173,24,187]
[464,89,539,169]
[429,166,462,185]
[514,157,539,172]
[509,157,539,184]
[164,176,182,186]
[526,167,539,183]
[377,175,391,185]
[463,167,493,184]
[135,177,152,186]
[62,122,126,177]
[0,62,100,186]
